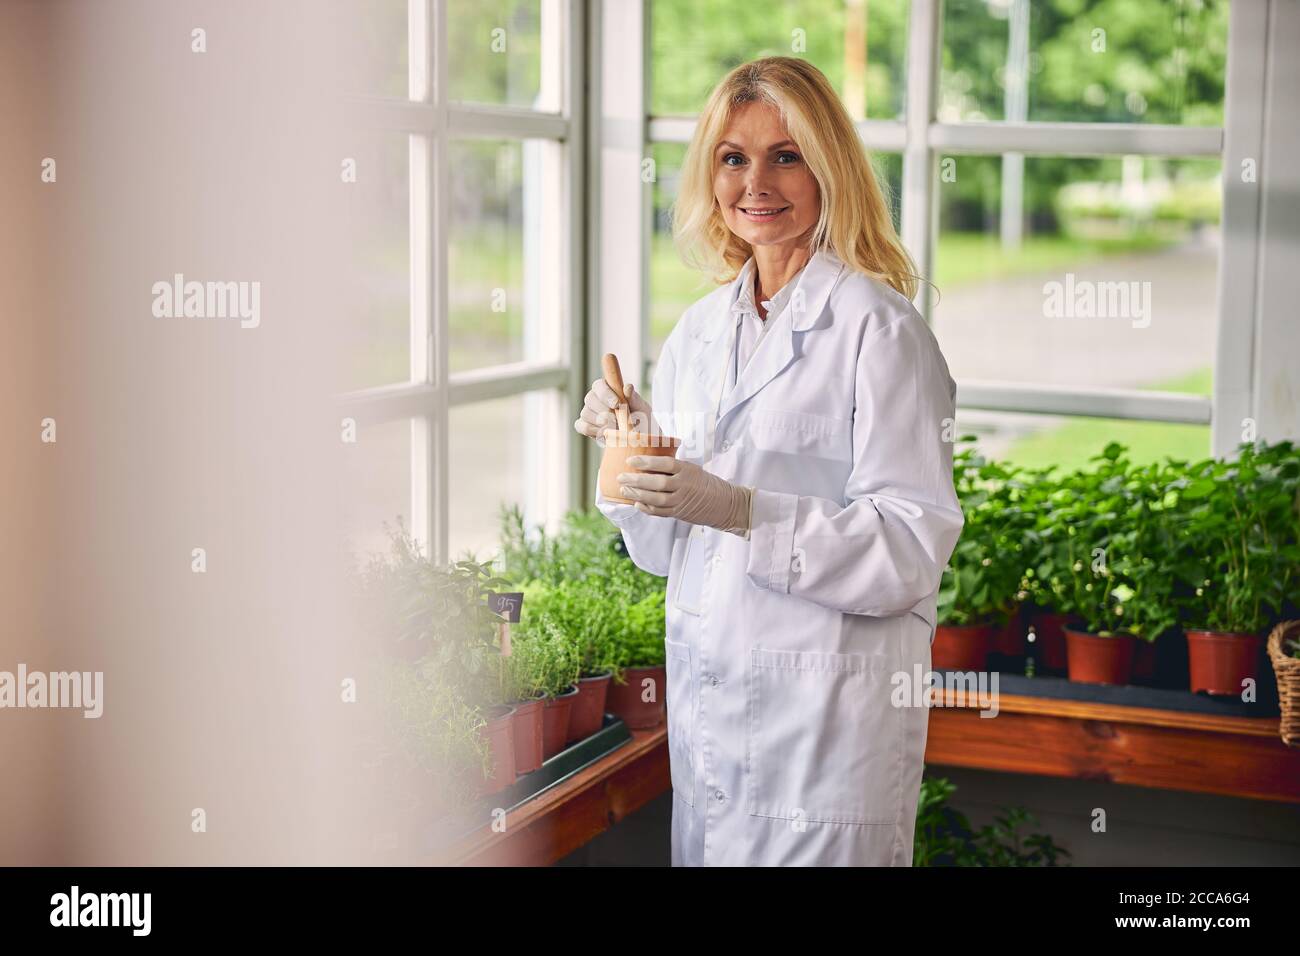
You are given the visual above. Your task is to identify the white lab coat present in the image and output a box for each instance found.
[595,248,964,866]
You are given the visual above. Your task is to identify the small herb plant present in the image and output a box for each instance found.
[938,443,1034,628]
[913,775,1071,867]
[1167,440,1300,635]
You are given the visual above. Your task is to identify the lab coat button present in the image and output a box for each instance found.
[715,790,726,803]
[720,440,732,452]
[710,675,720,687]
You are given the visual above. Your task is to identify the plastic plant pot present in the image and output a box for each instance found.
[477,704,517,796]
[567,671,613,744]
[541,685,580,759]
[511,693,546,775]
[931,624,993,672]
[1064,627,1136,686]
[1186,630,1266,696]
[1029,612,1070,671]
[605,665,667,729]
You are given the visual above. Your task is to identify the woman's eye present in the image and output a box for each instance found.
[722,153,745,167]
[776,151,801,164]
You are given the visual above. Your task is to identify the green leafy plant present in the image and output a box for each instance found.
[357,517,510,699]
[374,657,490,814]
[913,775,1071,867]
[939,442,1035,628]
[1166,440,1300,635]
[508,608,582,698]
[498,505,669,679]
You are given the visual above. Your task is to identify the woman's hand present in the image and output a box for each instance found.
[574,378,657,446]
[617,456,753,537]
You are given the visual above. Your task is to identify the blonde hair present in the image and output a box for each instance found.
[672,56,919,301]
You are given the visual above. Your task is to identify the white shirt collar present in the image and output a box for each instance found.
[731,256,807,320]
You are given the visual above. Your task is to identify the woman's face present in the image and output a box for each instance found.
[712,101,820,250]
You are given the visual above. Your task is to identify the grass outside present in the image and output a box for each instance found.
[1001,367,1213,473]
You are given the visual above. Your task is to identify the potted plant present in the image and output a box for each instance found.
[1170,441,1300,695]
[516,579,620,744]
[606,590,669,728]
[497,504,670,731]
[510,611,581,759]
[358,519,526,799]
[1051,444,1140,685]
[496,627,547,776]
[374,658,491,825]
[1019,464,1073,672]
[935,445,1025,671]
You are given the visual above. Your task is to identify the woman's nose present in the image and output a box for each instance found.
[743,166,773,197]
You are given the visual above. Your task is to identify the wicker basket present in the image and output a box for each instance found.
[1267,620,1300,747]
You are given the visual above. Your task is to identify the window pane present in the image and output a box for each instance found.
[940,0,1228,125]
[954,409,1210,472]
[447,0,559,110]
[649,143,901,369]
[649,142,717,364]
[932,154,1220,393]
[651,0,910,121]
[342,133,412,391]
[341,418,413,560]
[448,390,565,561]
[448,139,562,374]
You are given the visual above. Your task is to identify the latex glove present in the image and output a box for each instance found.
[617,456,753,538]
[573,377,658,447]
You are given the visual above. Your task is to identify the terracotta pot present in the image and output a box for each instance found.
[1029,612,1069,670]
[1186,629,1266,696]
[511,694,546,775]
[599,430,682,504]
[931,624,993,671]
[477,704,517,796]
[541,685,580,759]
[605,665,667,729]
[567,671,612,744]
[1064,627,1135,685]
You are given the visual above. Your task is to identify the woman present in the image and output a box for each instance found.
[573,57,964,866]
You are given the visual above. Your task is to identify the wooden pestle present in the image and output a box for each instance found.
[601,353,631,435]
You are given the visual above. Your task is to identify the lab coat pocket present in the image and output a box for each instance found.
[748,408,852,462]
[746,648,899,826]
[664,638,696,808]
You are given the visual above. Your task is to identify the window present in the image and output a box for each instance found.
[645,0,1237,472]
[341,0,582,564]
[341,0,1270,563]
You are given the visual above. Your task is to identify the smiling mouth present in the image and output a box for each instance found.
[738,205,790,220]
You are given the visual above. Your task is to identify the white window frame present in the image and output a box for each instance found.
[340,0,587,564]
[615,0,1290,466]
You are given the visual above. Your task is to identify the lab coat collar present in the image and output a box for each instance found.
[688,247,846,426]
[695,247,845,343]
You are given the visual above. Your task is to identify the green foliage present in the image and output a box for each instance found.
[1165,441,1300,635]
[938,442,1037,627]
[508,605,582,699]
[376,658,490,811]
[356,517,510,698]
[913,775,1071,867]
[353,518,514,804]
[498,505,669,674]
[949,438,1300,643]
